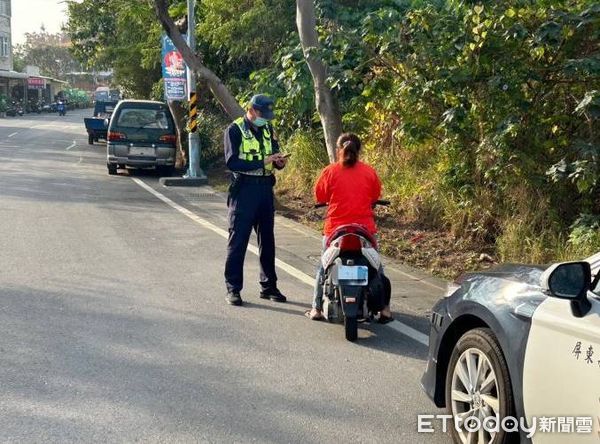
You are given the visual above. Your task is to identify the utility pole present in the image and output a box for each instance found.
[185,0,206,179]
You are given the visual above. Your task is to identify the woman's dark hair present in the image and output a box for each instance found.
[337,133,361,167]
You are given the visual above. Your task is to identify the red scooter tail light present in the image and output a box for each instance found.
[108,131,126,142]
[339,235,362,252]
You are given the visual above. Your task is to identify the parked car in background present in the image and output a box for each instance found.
[422,252,600,443]
[85,100,119,145]
[94,86,110,102]
[106,100,177,176]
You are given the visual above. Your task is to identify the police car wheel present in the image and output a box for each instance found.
[445,328,516,444]
[107,164,117,175]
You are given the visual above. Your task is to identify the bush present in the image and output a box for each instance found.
[361,127,446,228]
[0,94,7,113]
[349,1,600,263]
[276,130,329,195]
[198,111,228,167]
[568,215,600,257]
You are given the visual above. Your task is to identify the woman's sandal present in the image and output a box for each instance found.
[378,314,394,324]
[304,310,325,321]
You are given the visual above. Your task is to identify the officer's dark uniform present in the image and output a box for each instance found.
[224,108,284,304]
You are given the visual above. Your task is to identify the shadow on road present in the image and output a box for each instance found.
[243,300,428,360]
[0,283,438,442]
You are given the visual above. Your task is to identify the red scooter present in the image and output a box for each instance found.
[316,200,391,341]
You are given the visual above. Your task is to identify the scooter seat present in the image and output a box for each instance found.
[325,224,377,249]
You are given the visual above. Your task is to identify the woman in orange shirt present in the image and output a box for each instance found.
[306,133,393,323]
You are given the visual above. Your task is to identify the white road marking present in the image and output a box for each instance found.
[65,141,77,150]
[132,177,429,346]
[8,132,18,138]
[387,320,429,346]
[389,268,446,291]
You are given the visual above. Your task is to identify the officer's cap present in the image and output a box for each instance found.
[250,94,275,120]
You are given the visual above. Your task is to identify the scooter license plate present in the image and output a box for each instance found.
[337,265,369,286]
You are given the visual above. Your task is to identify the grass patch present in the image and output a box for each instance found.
[276,130,329,196]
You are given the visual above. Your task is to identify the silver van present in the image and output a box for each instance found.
[106,100,177,175]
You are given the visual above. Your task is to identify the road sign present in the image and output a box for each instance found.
[161,34,187,101]
[27,77,45,90]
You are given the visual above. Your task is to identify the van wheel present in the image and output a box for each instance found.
[107,164,117,175]
[445,328,516,444]
[158,166,174,177]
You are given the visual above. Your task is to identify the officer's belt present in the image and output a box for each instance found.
[234,173,275,185]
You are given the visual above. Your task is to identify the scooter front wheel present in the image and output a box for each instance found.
[344,315,358,342]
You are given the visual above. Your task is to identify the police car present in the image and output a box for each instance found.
[421,252,600,443]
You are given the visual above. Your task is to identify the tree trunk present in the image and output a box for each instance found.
[167,100,188,169]
[296,0,343,163]
[153,0,244,119]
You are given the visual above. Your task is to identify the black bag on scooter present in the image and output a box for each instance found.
[367,270,391,313]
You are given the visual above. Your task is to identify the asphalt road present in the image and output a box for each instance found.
[0,110,451,443]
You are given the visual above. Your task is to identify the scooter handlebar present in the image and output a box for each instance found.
[315,200,390,209]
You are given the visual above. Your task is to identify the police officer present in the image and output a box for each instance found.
[223,94,288,306]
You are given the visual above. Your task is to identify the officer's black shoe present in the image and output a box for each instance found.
[260,288,287,303]
[226,292,243,306]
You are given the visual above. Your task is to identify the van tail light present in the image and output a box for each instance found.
[159,134,177,144]
[339,235,362,252]
[108,131,126,142]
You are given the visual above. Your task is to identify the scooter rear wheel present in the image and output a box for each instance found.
[344,316,358,342]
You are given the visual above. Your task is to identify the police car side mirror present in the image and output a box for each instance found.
[541,261,592,317]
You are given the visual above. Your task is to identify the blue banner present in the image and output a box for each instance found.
[161,34,187,101]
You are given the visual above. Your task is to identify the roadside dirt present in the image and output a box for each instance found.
[207,164,495,280]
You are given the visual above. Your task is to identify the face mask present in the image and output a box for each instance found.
[254,117,269,127]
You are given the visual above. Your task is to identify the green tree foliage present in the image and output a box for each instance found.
[0,93,8,113]
[350,1,599,256]
[64,0,116,68]
[65,0,162,98]
[65,0,600,262]
[249,1,418,135]
[198,0,295,67]
[253,0,599,259]
[13,31,80,78]
[63,88,92,108]
[191,0,297,110]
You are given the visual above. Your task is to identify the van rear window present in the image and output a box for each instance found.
[116,108,172,129]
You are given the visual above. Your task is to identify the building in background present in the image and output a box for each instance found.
[0,0,12,71]
[24,65,68,105]
[65,70,114,93]
[0,0,72,110]
[0,0,27,99]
